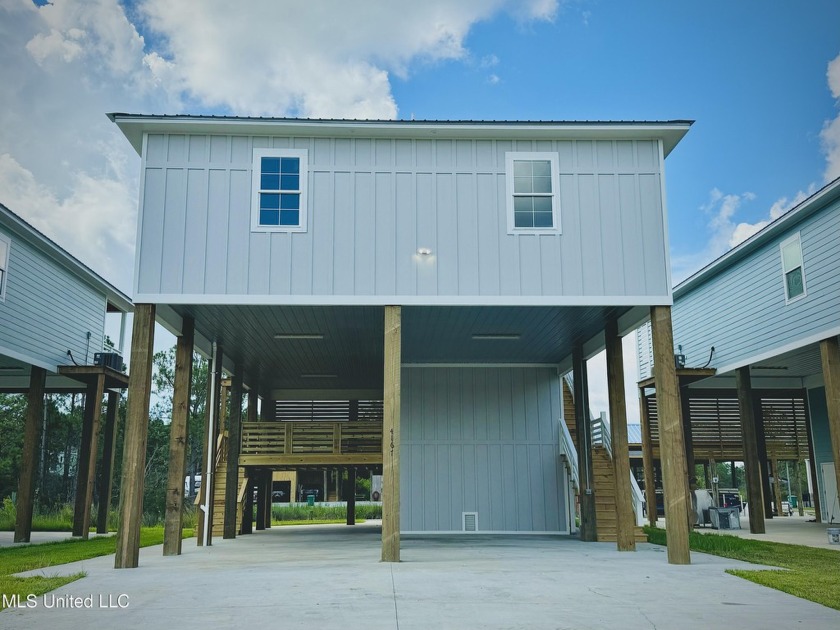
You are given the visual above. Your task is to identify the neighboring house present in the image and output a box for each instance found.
[109,114,693,566]
[656,178,840,526]
[0,202,132,542]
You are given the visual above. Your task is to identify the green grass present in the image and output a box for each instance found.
[275,519,366,526]
[271,504,381,522]
[0,527,194,611]
[645,526,840,610]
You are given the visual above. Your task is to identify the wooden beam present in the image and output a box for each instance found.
[14,367,46,543]
[573,345,597,542]
[650,305,690,564]
[115,304,156,569]
[820,336,840,515]
[639,389,657,528]
[605,319,635,551]
[381,305,401,562]
[73,373,105,538]
[735,367,765,534]
[247,390,258,423]
[163,317,194,556]
[223,368,244,539]
[96,391,120,534]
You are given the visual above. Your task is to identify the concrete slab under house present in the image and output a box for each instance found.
[108,114,697,567]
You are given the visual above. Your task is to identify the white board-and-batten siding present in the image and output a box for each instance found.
[672,196,840,374]
[135,133,670,304]
[401,367,567,533]
[0,228,106,372]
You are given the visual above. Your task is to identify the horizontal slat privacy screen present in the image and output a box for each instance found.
[644,391,809,459]
[274,400,383,423]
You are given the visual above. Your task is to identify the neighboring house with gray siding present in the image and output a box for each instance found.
[112,114,690,538]
[669,178,840,522]
[0,203,132,391]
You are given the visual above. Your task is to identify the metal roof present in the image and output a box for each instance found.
[674,176,840,298]
[108,113,693,158]
[0,202,133,313]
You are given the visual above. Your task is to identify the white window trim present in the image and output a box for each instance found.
[250,148,309,233]
[0,232,10,302]
[505,151,562,235]
[780,231,807,304]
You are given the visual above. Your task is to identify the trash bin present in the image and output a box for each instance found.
[828,528,840,545]
[307,495,315,507]
[787,495,798,508]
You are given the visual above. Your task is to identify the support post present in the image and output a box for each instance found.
[770,458,784,516]
[573,344,597,541]
[96,391,120,534]
[382,305,401,562]
[639,389,657,527]
[264,470,273,528]
[198,344,223,546]
[681,385,695,489]
[347,468,357,526]
[223,368,243,539]
[735,367,765,534]
[14,367,47,543]
[163,318,194,555]
[650,305,691,564]
[605,319,635,551]
[247,389,258,423]
[820,336,840,513]
[754,396,773,519]
[115,304,156,569]
[256,470,266,531]
[804,402,822,522]
[73,373,106,538]
[241,472,254,535]
[196,355,215,546]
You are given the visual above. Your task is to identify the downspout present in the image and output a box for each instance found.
[202,341,219,546]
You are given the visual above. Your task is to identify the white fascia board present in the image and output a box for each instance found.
[132,293,673,307]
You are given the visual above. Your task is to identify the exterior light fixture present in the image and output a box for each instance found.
[471,334,521,340]
[274,334,324,340]
[416,247,432,256]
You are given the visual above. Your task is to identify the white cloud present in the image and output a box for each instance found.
[137,0,558,118]
[822,51,840,182]
[670,186,814,283]
[0,0,559,298]
[488,73,501,85]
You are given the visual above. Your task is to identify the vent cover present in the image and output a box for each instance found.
[462,512,478,532]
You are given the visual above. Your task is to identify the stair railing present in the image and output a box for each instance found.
[558,419,579,491]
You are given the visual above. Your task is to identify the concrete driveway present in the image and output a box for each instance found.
[3,522,839,629]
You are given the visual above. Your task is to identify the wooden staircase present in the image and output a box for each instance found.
[211,432,248,538]
[562,379,647,543]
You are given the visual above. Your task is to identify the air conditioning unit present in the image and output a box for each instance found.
[94,352,123,371]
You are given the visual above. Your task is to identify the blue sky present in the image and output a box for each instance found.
[1,0,839,417]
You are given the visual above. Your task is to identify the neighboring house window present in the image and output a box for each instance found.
[780,232,806,302]
[0,233,9,301]
[505,152,561,234]
[251,148,309,232]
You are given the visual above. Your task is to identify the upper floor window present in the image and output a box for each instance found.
[780,232,806,302]
[251,148,309,232]
[505,152,561,234]
[0,233,9,301]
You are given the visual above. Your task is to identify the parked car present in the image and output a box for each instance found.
[718,488,743,512]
